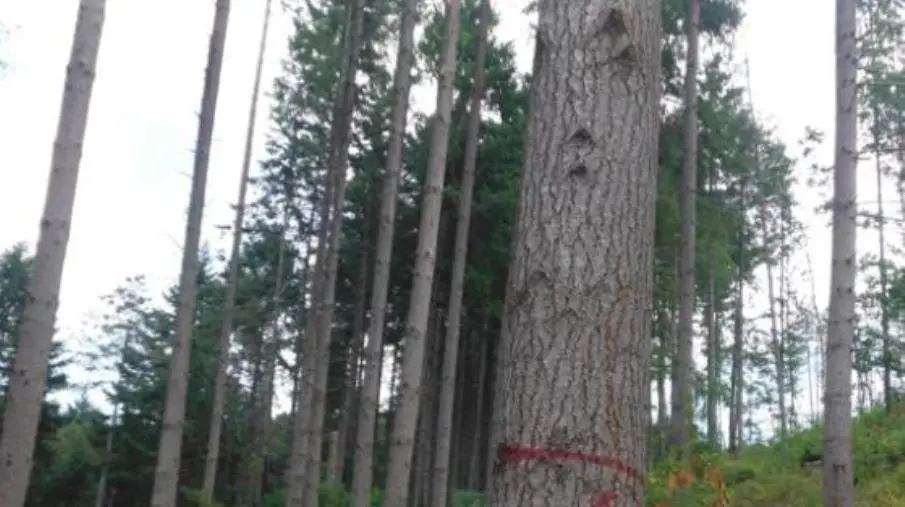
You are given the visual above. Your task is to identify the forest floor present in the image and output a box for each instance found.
[644,408,905,506]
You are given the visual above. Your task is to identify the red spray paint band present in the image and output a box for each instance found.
[495,443,644,507]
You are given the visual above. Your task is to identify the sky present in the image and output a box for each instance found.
[0,0,885,438]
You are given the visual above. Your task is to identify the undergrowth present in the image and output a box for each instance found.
[187,408,905,506]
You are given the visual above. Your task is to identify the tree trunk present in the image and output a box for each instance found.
[760,205,786,440]
[670,0,700,455]
[382,1,463,505]
[872,105,892,412]
[148,2,229,506]
[0,2,105,506]
[349,0,416,504]
[331,248,369,485]
[468,334,489,491]
[304,0,367,503]
[706,261,718,448]
[488,1,660,504]
[246,226,288,506]
[201,0,271,500]
[431,1,489,504]
[823,0,857,504]
[287,206,329,506]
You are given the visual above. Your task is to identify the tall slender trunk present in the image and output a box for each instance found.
[872,105,892,412]
[706,261,718,447]
[201,0,271,499]
[349,0,416,504]
[304,0,367,503]
[382,2,462,506]
[760,205,786,440]
[670,0,700,454]
[96,327,137,507]
[0,2,105,506]
[94,400,117,507]
[287,208,328,506]
[246,225,288,506]
[331,247,369,484]
[150,2,230,506]
[824,0,857,504]
[728,180,746,454]
[431,2,488,504]
[489,1,660,504]
[468,333,489,490]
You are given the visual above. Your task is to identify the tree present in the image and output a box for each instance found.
[823,0,857,504]
[349,0,417,504]
[149,1,231,506]
[488,0,660,505]
[382,0,462,505]
[0,1,106,505]
[200,0,273,502]
[670,0,700,454]
[431,0,488,504]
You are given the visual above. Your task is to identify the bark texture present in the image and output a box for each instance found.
[823,0,857,505]
[0,2,106,506]
[488,1,660,505]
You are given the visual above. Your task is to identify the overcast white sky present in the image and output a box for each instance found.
[0,0,889,433]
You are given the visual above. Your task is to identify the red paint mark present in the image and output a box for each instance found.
[497,443,643,506]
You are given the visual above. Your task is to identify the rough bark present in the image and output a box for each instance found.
[431,1,489,503]
[488,1,660,505]
[670,0,699,454]
[148,2,230,505]
[201,0,271,500]
[823,0,857,504]
[304,0,367,502]
[0,3,105,505]
[381,1,462,505]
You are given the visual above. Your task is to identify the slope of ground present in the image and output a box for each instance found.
[647,408,905,506]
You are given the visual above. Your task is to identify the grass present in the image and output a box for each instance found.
[203,407,905,506]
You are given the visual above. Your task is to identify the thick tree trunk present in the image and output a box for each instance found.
[670,0,699,454]
[150,2,230,506]
[382,1,462,505]
[0,3,105,506]
[201,0,272,500]
[823,0,857,504]
[488,1,660,505]
[349,1,417,506]
[431,1,489,504]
